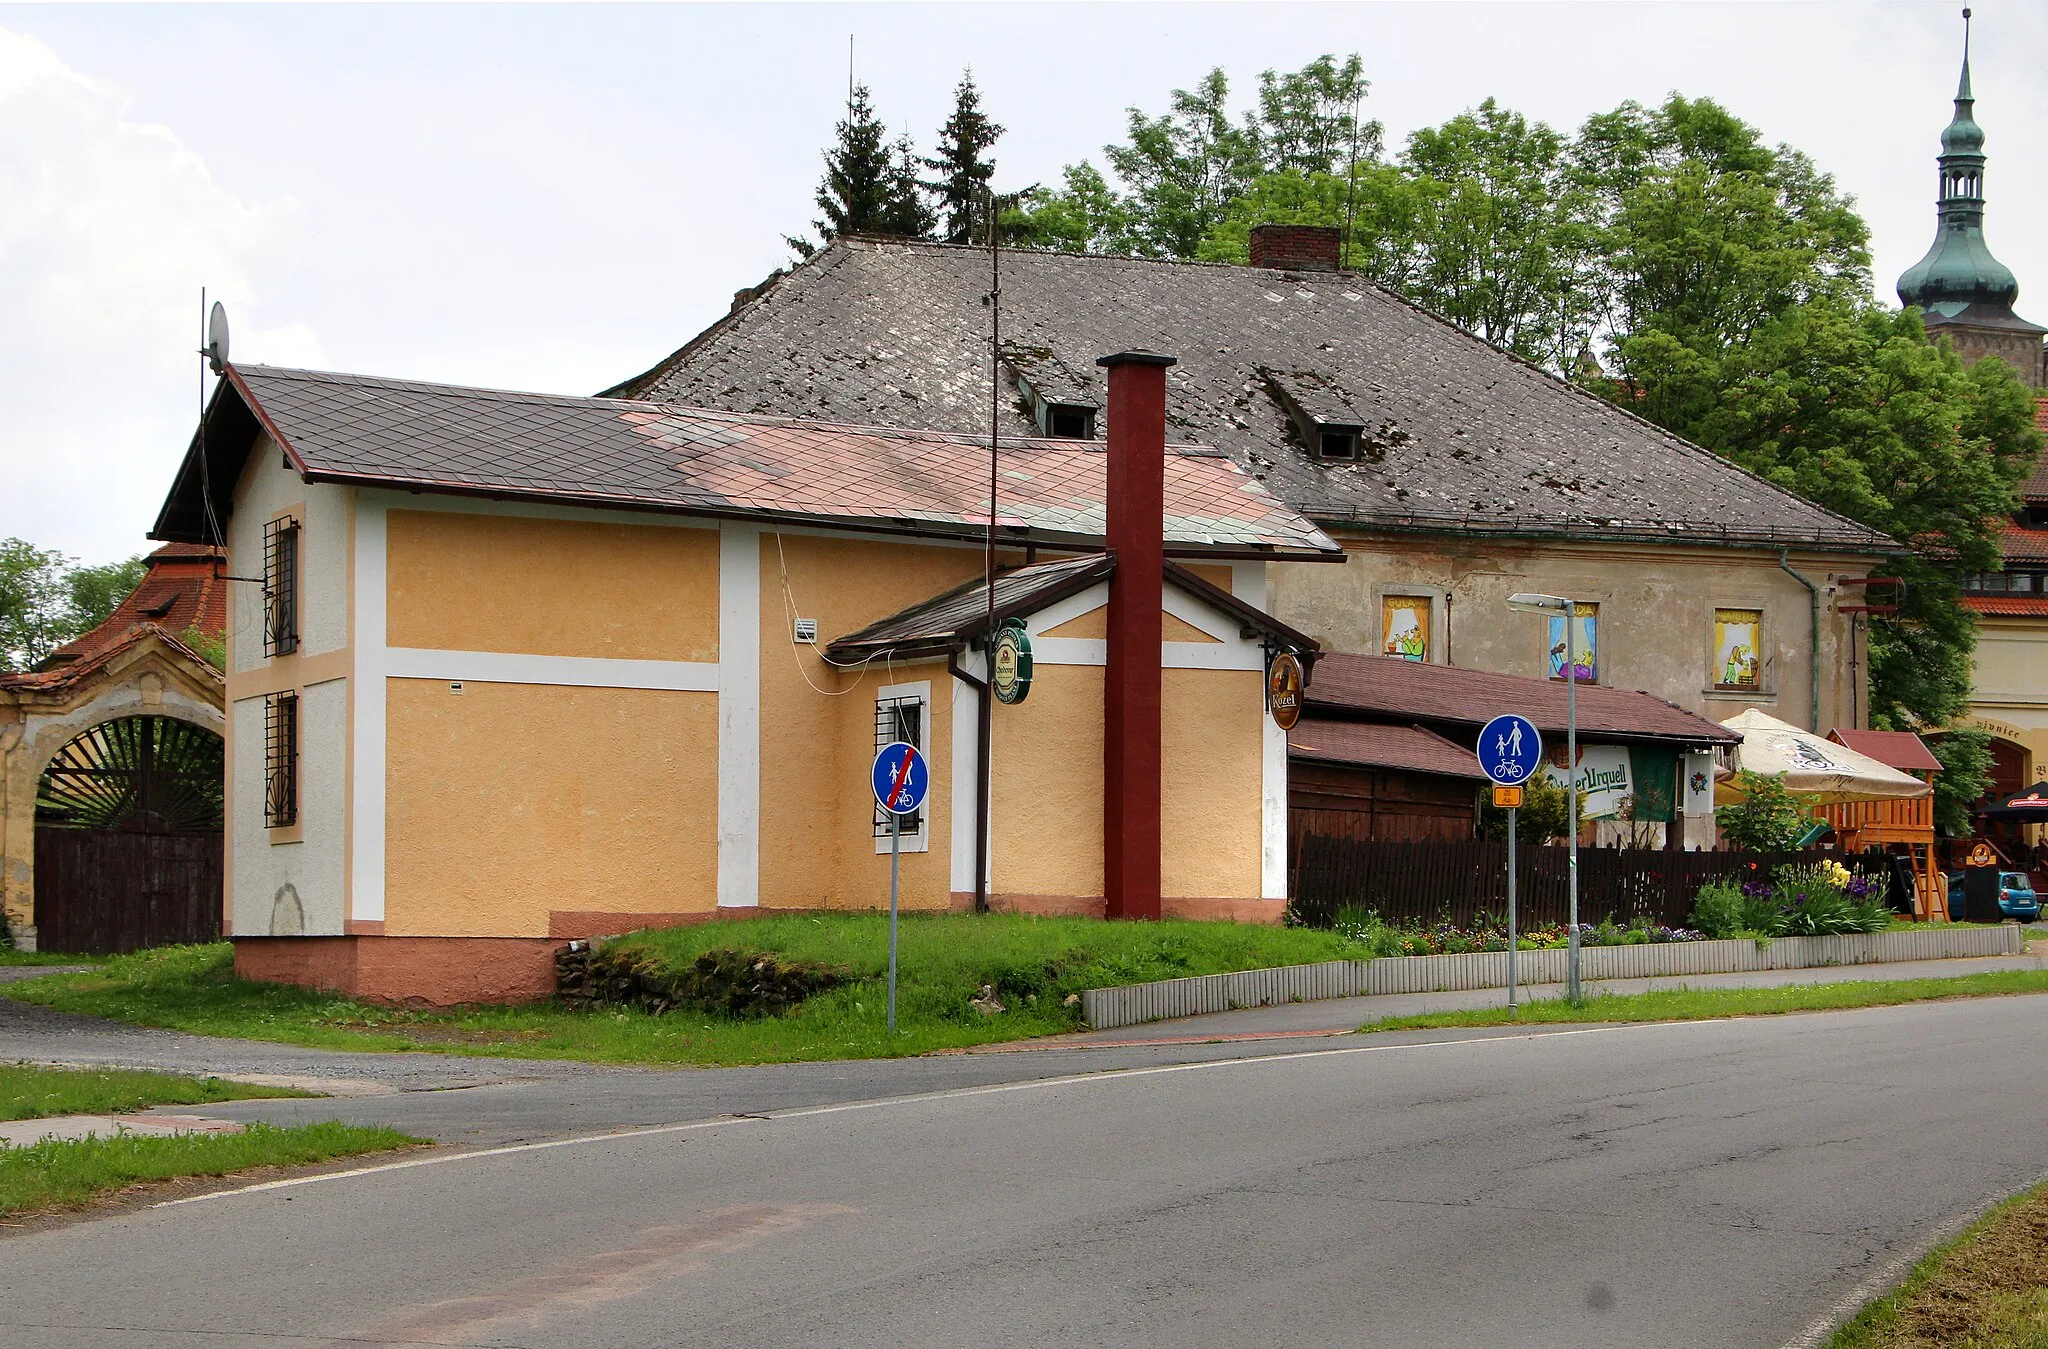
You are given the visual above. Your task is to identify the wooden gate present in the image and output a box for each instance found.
[33,715,223,954]
[32,829,222,953]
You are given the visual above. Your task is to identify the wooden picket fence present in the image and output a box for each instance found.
[1288,834,1883,931]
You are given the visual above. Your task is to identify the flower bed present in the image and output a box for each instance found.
[1325,911,1703,958]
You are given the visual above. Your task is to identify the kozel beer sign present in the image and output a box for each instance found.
[1266,651,1304,730]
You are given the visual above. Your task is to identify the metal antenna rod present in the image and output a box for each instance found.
[1341,94,1362,271]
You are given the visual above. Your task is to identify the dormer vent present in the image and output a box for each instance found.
[1317,427,1362,461]
[1002,350,1102,440]
[1260,367,1404,465]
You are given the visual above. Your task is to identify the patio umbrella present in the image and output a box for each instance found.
[1979,782,2048,819]
[1714,709,1932,805]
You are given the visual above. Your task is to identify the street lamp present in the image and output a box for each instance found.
[1506,592,1582,1002]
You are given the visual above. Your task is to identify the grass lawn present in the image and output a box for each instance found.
[0,950,107,967]
[0,1121,422,1216]
[1,1064,313,1122]
[1358,969,2048,1033]
[2,917,1367,1066]
[1828,1177,2048,1347]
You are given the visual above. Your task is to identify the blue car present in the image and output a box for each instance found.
[1946,870,2042,921]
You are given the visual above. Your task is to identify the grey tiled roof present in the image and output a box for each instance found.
[183,365,1340,558]
[826,554,1317,660]
[612,239,1894,552]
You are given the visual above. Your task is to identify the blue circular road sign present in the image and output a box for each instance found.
[871,741,930,815]
[1476,714,1543,786]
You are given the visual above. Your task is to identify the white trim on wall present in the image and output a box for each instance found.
[1029,637,1265,672]
[369,491,719,531]
[349,498,387,923]
[717,523,762,908]
[384,648,718,692]
[1261,709,1288,901]
[949,649,987,896]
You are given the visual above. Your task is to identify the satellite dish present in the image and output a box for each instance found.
[206,301,230,375]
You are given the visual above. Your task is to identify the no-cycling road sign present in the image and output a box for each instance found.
[871,740,930,1036]
[1476,714,1543,786]
[872,741,930,816]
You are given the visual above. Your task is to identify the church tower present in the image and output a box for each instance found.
[1896,9,2045,386]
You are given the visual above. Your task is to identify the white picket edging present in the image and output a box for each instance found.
[1079,925,2024,1030]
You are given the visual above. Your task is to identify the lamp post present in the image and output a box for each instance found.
[1507,592,1582,1002]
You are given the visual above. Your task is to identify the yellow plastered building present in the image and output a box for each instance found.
[153,365,1338,1003]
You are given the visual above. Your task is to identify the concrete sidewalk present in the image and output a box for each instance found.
[1034,948,2048,1048]
[0,1112,246,1148]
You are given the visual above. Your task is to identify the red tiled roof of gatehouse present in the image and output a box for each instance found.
[1963,594,2048,618]
[0,544,226,693]
[2001,521,2048,562]
[2021,397,2048,502]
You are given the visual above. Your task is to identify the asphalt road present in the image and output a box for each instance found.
[6,995,2048,1348]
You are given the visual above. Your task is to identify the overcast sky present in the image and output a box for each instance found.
[3,1,2043,564]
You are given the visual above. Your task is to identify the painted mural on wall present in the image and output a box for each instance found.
[1547,602,1598,682]
[1543,743,1633,819]
[1380,595,1430,662]
[1714,608,1762,690]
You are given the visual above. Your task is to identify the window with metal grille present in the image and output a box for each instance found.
[264,691,299,828]
[263,516,300,657]
[873,692,926,841]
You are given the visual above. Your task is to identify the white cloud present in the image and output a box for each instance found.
[0,27,317,563]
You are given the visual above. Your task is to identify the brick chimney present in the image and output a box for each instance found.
[1095,350,1175,921]
[1248,224,1343,272]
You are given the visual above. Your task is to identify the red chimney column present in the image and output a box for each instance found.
[1095,350,1175,921]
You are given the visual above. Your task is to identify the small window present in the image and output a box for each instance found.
[2011,573,2037,594]
[1983,573,2010,593]
[262,516,300,657]
[1713,608,1763,691]
[1047,405,1095,439]
[1318,428,1360,461]
[264,691,299,828]
[874,685,929,847]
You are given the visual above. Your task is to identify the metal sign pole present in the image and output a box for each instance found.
[1507,807,1518,1015]
[1566,610,1582,1004]
[888,808,902,1034]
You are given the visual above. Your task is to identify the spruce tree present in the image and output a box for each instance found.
[881,132,937,238]
[923,70,1004,243]
[807,83,894,248]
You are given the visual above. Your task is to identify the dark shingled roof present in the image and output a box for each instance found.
[154,365,1340,559]
[1287,718,1491,781]
[1306,652,1738,748]
[828,555,1113,659]
[826,555,1316,660]
[611,238,1893,552]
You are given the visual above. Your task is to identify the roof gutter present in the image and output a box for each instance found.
[1777,549,1823,731]
[1322,516,1896,557]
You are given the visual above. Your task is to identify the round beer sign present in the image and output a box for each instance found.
[1266,651,1304,730]
[991,621,1033,705]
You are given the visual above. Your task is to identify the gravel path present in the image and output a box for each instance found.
[0,990,632,1093]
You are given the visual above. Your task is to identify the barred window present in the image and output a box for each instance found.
[263,515,300,657]
[873,689,927,843]
[264,691,299,828]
